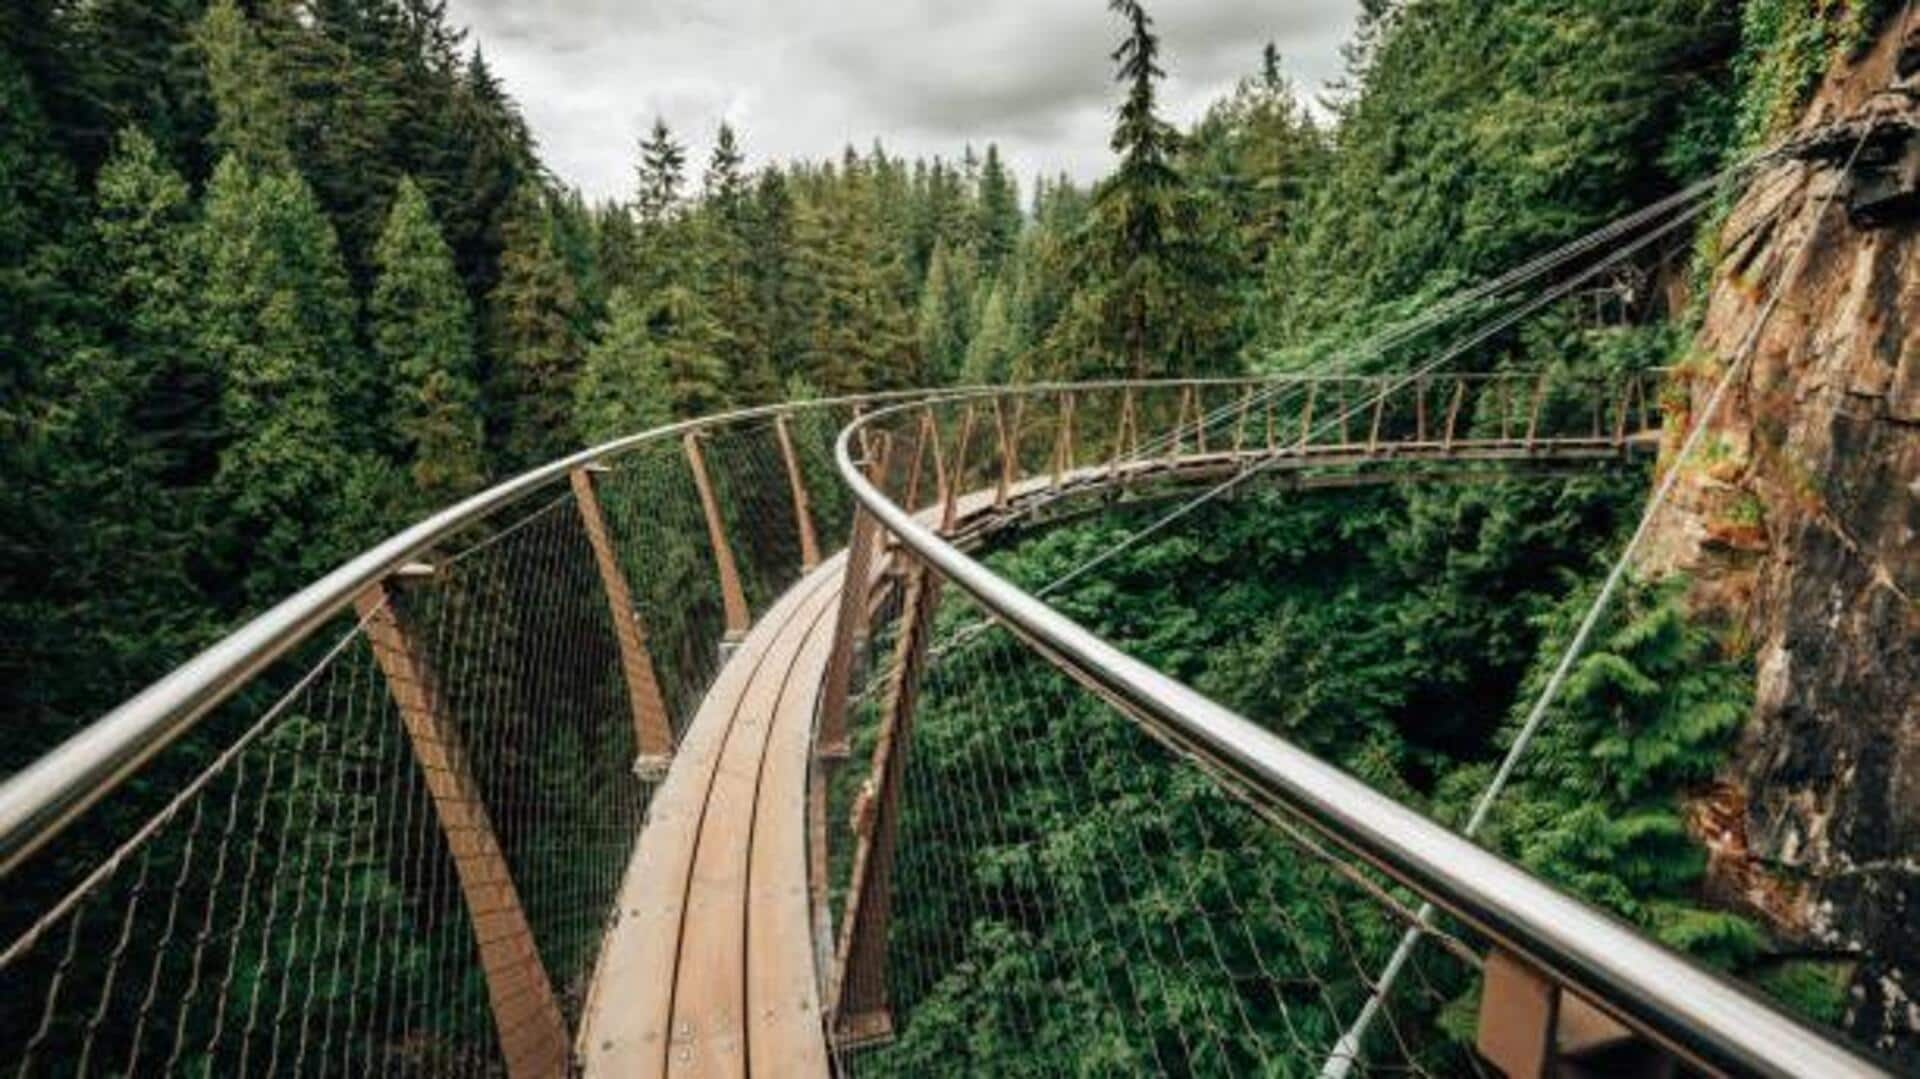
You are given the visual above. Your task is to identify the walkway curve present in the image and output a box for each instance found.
[576,420,1659,1078]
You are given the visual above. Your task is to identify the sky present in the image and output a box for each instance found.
[438,0,1360,203]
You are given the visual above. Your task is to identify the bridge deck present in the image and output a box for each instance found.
[576,434,1657,1078]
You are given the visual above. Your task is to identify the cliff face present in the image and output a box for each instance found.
[1642,13,1920,1062]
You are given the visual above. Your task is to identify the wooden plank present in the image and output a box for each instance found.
[577,564,845,1078]
[744,590,844,1078]
[1477,950,1558,1079]
[572,468,675,771]
[774,415,822,572]
[684,430,752,640]
[356,583,570,1079]
[670,579,843,1078]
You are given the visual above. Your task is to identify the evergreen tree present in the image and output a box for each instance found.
[636,117,686,226]
[195,0,294,174]
[1041,0,1241,379]
[975,143,1021,273]
[196,155,367,601]
[574,287,673,443]
[644,282,730,416]
[963,277,1020,384]
[916,240,976,383]
[704,122,748,221]
[488,186,590,469]
[372,175,484,503]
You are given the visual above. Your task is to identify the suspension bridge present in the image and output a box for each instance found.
[5,104,1915,1073]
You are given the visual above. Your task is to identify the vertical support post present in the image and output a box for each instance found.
[817,439,894,759]
[828,558,943,1049]
[774,414,822,572]
[1231,386,1253,454]
[570,468,675,776]
[1477,950,1559,1078]
[1298,382,1318,452]
[1050,391,1076,489]
[355,582,570,1079]
[1109,388,1139,479]
[993,397,1023,507]
[943,405,975,532]
[1416,377,1429,444]
[1170,385,1197,465]
[1338,382,1352,446]
[683,430,751,642]
[1524,372,1549,452]
[1443,379,1467,452]
[1368,379,1388,454]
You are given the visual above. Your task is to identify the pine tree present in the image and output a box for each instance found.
[645,282,730,416]
[195,0,294,174]
[976,143,1021,273]
[574,287,673,443]
[963,277,1021,384]
[1041,0,1241,379]
[704,122,748,221]
[197,155,369,600]
[489,186,590,469]
[636,117,686,227]
[372,175,484,503]
[917,240,977,383]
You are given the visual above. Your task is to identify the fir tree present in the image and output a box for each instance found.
[1041,0,1241,379]
[574,287,672,443]
[916,240,976,384]
[645,282,730,416]
[195,0,294,174]
[704,122,748,221]
[975,143,1021,273]
[636,117,686,226]
[197,155,368,600]
[372,175,484,503]
[489,186,590,469]
[963,277,1020,384]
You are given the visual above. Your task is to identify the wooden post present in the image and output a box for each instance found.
[943,405,975,532]
[1109,389,1139,479]
[1416,377,1429,444]
[1231,386,1253,454]
[1050,391,1076,489]
[355,581,570,1079]
[1524,372,1549,452]
[1477,951,1559,1078]
[1170,385,1196,465]
[774,415,822,572]
[817,440,894,759]
[1443,379,1467,452]
[683,431,751,642]
[1298,382,1318,452]
[828,559,942,1049]
[569,468,674,777]
[1368,379,1388,454]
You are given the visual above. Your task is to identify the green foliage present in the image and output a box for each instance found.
[372,176,485,504]
[197,154,375,602]
[195,0,295,174]
[489,187,590,468]
[574,287,673,443]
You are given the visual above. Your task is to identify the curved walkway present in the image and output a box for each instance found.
[576,435,1657,1078]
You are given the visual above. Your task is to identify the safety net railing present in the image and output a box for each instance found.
[0,392,903,1077]
[822,386,1886,1078]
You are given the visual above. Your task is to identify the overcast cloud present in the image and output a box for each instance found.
[439,0,1359,202]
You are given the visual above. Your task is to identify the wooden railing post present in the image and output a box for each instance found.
[774,414,822,572]
[1109,388,1139,480]
[1477,949,1662,1078]
[1368,379,1388,454]
[1050,391,1076,489]
[355,578,570,1079]
[943,404,976,531]
[1443,378,1467,452]
[1297,382,1318,451]
[1231,385,1253,454]
[570,467,675,777]
[1524,372,1549,452]
[817,439,894,759]
[828,558,942,1049]
[682,430,751,643]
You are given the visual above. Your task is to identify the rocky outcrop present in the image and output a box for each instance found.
[1641,11,1920,1064]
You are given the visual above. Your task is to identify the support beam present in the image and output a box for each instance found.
[683,431,751,642]
[828,559,942,1049]
[355,581,570,1079]
[570,468,675,777]
[774,415,822,572]
[817,439,894,759]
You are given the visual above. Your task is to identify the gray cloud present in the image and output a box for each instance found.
[441,0,1358,201]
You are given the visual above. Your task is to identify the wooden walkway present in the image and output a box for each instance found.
[574,431,1659,1078]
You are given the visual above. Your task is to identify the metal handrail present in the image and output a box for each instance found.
[0,387,955,877]
[834,397,1889,1079]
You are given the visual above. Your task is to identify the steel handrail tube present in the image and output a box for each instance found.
[833,396,1888,1079]
[0,387,962,877]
